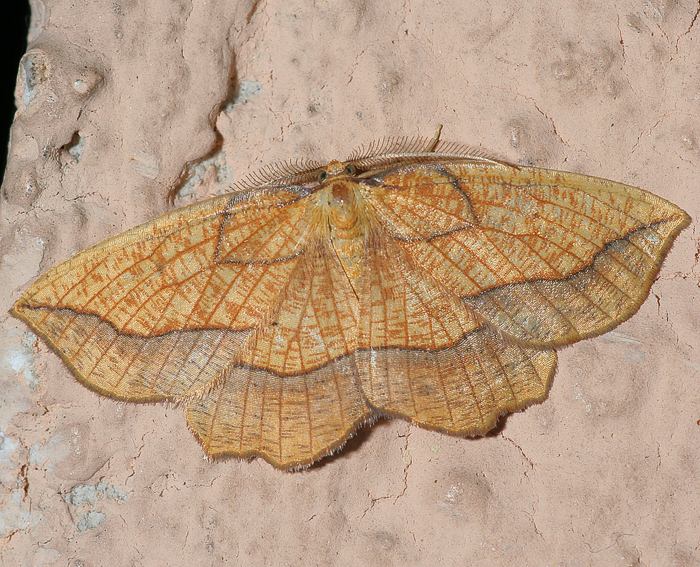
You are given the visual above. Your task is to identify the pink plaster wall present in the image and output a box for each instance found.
[1,1,698,565]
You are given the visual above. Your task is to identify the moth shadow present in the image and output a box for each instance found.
[313,413,510,470]
[483,415,509,437]
[312,418,392,470]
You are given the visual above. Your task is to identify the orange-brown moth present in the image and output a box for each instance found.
[12,130,690,469]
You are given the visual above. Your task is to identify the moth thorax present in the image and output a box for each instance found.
[328,182,361,235]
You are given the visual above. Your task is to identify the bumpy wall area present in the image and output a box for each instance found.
[1,1,698,565]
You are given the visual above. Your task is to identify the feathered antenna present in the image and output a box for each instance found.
[348,134,438,162]
[234,158,324,191]
[234,127,515,192]
[347,125,517,172]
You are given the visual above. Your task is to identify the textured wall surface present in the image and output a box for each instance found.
[1,1,699,565]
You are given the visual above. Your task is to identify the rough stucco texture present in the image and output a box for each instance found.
[1,1,699,565]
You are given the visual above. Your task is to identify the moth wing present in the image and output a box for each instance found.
[11,189,314,401]
[355,237,556,434]
[186,244,371,468]
[366,163,690,347]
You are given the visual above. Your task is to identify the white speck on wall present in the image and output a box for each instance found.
[444,483,464,504]
[224,79,262,111]
[67,132,85,161]
[29,434,70,472]
[602,331,645,363]
[63,481,128,533]
[177,151,230,200]
[76,511,106,532]
[3,332,39,390]
[63,481,129,507]
[0,431,18,467]
[130,150,160,179]
[573,383,593,414]
[0,489,39,538]
[5,331,39,390]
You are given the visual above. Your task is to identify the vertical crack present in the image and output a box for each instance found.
[167,33,239,205]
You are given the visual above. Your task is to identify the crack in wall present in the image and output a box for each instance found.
[674,0,700,53]
[360,427,412,518]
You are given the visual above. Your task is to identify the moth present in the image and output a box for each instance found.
[12,130,690,469]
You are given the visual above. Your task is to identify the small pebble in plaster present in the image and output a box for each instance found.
[504,115,560,166]
[444,483,464,504]
[307,101,320,115]
[379,70,403,97]
[680,133,696,150]
[224,79,262,111]
[76,510,106,532]
[72,69,103,96]
[2,172,44,208]
[25,177,39,197]
[437,472,493,520]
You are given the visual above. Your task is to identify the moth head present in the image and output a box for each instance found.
[319,160,358,183]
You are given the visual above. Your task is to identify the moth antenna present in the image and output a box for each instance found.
[348,132,449,163]
[426,124,443,152]
[233,157,323,191]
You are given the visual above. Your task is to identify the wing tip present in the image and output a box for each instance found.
[10,302,174,405]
